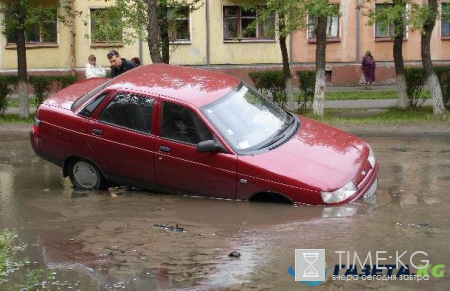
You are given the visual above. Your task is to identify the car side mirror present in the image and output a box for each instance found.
[196,139,226,153]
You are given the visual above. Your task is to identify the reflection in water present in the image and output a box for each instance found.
[2,135,450,289]
[321,206,358,218]
[367,137,450,207]
[0,164,16,227]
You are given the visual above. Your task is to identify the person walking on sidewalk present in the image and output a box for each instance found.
[361,50,376,90]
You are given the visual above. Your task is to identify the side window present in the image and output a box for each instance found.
[79,92,110,117]
[161,102,213,144]
[99,92,154,134]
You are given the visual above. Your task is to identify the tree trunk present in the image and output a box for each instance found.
[16,1,29,118]
[158,2,170,64]
[392,1,408,109]
[146,0,163,63]
[396,73,408,109]
[313,16,327,117]
[69,1,76,77]
[279,19,294,111]
[421,0,445,116]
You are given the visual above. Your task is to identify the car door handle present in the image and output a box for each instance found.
[159,146,171,153]
[92,128,103,135]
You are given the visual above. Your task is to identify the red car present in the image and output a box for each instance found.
[30,64,379,205]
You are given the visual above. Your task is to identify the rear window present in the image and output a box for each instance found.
[79,92,110,117]
[71,78,114,110]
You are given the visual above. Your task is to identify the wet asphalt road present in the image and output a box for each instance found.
[1,126,450,290]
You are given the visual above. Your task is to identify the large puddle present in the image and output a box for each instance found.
[1,130,450,290]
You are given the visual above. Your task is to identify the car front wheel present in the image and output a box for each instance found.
[69,159,106,190]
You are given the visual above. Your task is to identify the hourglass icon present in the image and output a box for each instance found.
[303,253,319,277]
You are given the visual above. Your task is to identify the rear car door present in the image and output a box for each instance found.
[84,91,156,186]
[154,101,237,199]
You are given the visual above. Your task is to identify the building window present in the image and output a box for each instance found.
[374,3,407,39]
[223,6,275,41]
[6,9,57,44]
[375,3,394,37]
[168,6,190,41]
[442,3,450,37]
[308,5,340,39]
[90,8,123,44]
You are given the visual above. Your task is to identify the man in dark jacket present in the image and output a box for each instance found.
[107,50,137,78]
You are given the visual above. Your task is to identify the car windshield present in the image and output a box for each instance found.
[203,83,292,151]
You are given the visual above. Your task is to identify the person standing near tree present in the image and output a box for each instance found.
[361,50,376,90]
[107,50,136,78]
[85,54,106,79]
[131,57,141,67]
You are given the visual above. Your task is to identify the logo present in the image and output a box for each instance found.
[289,249,328,286]
[289,249,446,285]
[295,249,325,281]
[289,263,332,287]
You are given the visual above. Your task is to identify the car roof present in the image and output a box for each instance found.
[106,64,241,107]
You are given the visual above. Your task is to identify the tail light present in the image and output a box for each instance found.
[33,118,41,133]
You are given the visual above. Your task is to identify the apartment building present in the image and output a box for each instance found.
[1,0,450,86]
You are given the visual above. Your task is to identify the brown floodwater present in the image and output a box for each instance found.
[1,129,450,290]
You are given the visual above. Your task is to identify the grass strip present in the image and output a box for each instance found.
[302,106,448,125]
[0,114,35,124]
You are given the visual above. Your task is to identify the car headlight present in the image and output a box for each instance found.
[321,181,357,204]
[368,147,376,168]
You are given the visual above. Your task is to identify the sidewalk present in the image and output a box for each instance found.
[4,85,432,114]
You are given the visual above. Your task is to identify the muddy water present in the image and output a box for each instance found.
[1,130,450,290]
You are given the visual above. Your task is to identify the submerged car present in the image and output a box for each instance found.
[30,64,379,205]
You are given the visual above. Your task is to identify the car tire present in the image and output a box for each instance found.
[69,159,107,190]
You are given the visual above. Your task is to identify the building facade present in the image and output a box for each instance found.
[1,0,450,86]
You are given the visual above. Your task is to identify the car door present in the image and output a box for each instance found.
[84,91,156,186]
[154,101,237,199]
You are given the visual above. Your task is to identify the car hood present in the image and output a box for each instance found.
[237,116,369,191]
[43,78,109,110]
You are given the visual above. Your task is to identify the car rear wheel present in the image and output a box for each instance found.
[69,159,106,190]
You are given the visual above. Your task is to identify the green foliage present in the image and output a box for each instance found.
[361,0,433,35]
[93,0,203,44]
[55,75,78,91]
[0,229,59,290]
[0,114,35,124]
[0,76,18,116]
[241,0,340,38]
[296,71,316,111]
[405,67,427,109]
[0,229,27,286]
[327,90,390,100]
[303,106,444,125]
[29,76,77,105]
[29,76,52,106]
[404,66,450,109]
[1,0,82,43]
[248,70,286,106]
[89,7,123,43]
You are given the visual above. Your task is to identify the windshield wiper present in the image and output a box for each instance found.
[258,114,295,149]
